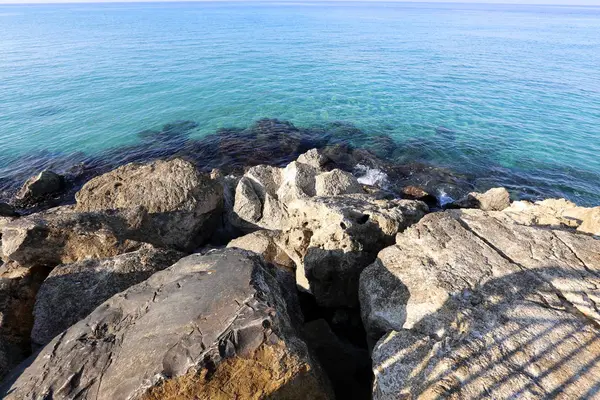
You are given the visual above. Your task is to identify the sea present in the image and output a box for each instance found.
[1,1,599,205]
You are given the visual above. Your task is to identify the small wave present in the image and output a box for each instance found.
[437,189,455,207]
[354,164,389,188]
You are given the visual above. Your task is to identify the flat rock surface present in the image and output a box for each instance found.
[360,209,600,399]
[1,248,331,400]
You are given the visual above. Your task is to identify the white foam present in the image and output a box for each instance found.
[354,164,389,188]
[437,189,455,207]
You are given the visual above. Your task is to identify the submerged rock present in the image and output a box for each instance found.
[31,244,185,347]
[360,209,600,399]
[1,249,332,400]
[14,170,65,208]
[75,158,223,250]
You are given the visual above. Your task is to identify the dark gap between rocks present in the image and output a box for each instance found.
[298,290,373,400]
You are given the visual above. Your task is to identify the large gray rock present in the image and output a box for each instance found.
[0,263,48,381]
[360,209,600,399]
[1,249,332,400]
[75,158,223,250]
[1,206,142,268]
[31,244,185,347]
[15,170,64,207]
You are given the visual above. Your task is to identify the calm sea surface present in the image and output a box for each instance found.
[1,2,599,204]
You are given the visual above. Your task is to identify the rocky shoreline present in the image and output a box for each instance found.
[0,146,599,399]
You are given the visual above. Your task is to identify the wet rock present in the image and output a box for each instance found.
[0,263,49,381]
[1,249,332,400]
[227,230,295,270]
[360,209,600,399]
[75,158,223,250]
[15,170,65,207]
[315,169,363,197]
[31,244,185,347]
[1,206,142,268]
[0,204,17,218]
[400,186,438,207]
[451,187,510,211]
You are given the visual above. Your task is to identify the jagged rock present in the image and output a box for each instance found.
[451,187,510,211]
[14,170,64,207]
[231,150,428,306]
[75,158,223,250]
[285,195,428,307]
[507,198,600,236]
[227,230,294,270]
[0,263,49,381]
[0,204,17,218]
[400,186,438,207]
[296,148,331,171]
[315,169,363,197]
[360,209,600,399]
[31,244,185,347]
[1,206,142,268]
[1,249,332,400]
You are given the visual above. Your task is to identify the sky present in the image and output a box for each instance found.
[1,0,600,5]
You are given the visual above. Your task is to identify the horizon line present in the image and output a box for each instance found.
[2,0,600,5]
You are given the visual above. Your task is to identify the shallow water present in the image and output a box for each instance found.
[1,2,599,204]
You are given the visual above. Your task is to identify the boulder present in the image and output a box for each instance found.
[31,244,185,347]
[452,187,510,211]
[314,169,363,197]
[1,206,142,268]
[400,186,438,207]
[1,249,332,400]
[285,195,428,307]
[296,148,331,171]
[227,230,294,270]
[0,263,49,381]
[75,158,223,250]
[360,209,600,399]
[0,204,17,218]
[14,170,64,207]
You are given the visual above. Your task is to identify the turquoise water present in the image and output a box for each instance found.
[1,2,600,204]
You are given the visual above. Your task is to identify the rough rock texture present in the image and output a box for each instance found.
[1,249,332,400]
[284,195,428,307]
[227,230,295,270]
[231,150,428,306]
[31,244,185,347]
[0,204,17,218]
[507,198,600,236]
[15,170,64,207]
[1,206,142,268]
[452,187,510,211]
[315,169,363,197]
[0,263,49,381]
[75,158,223,250]
[360,209,600,399]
